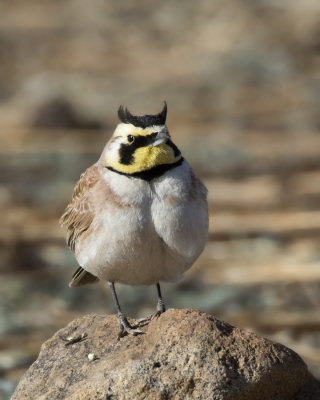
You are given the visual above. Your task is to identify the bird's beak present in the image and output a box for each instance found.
[152,132,169,147]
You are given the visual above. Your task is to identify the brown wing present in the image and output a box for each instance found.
[60,165,100,253]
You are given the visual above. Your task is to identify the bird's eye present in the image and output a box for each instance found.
[127,135,134,143]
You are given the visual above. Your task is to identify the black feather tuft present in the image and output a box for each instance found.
[117,102,167,128]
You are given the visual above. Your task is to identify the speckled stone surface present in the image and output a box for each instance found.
[12,309,320,400]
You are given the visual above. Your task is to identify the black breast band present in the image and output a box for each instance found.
[106,158,184,181]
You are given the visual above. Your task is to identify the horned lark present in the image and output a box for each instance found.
[60,103,208,338]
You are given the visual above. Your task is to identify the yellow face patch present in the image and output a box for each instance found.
[107,143,181,174]
[105,123,182,176]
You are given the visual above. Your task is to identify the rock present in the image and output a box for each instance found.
[12,309,320,400]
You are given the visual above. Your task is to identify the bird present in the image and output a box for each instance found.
[60,102,208,338]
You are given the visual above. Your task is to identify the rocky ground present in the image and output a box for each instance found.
[11,310,320,400]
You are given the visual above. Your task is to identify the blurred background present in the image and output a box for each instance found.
[0,0,320,398]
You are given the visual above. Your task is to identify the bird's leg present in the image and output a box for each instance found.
[136,283,166,327]
[108,281,144,339]
[155,282,166,316]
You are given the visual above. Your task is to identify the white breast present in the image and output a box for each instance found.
[76,161,208,285]
[151,161,208,280]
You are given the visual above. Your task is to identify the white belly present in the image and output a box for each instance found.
[76,162,208,285]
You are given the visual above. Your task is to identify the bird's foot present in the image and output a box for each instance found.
[135,305,166,327]
[117,314,144,340]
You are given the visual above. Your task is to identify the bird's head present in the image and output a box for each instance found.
[101,102,183,180]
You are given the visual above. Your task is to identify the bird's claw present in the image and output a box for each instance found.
[117,315,145,340]
[135,309,165,327]
[117,326,144,340]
